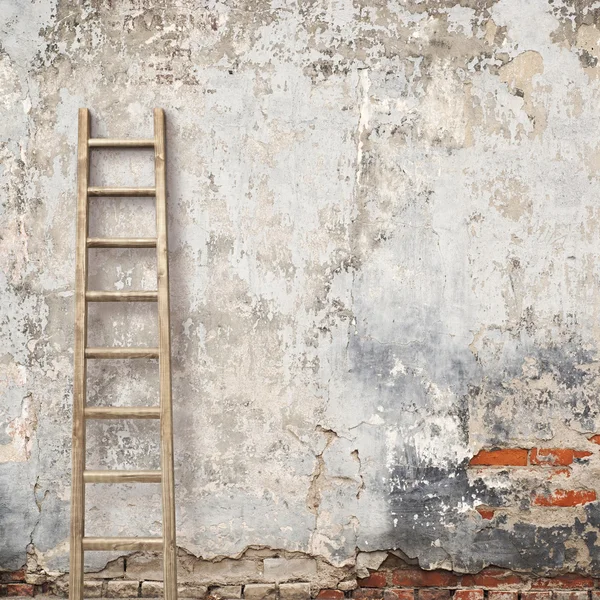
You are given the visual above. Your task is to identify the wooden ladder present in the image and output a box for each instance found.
[70,108,177,600]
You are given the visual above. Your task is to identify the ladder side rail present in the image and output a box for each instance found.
[70,108,90,600]
[154,108,178,600]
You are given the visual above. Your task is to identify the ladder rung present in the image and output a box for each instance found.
[88,138,155,148]
[85,347,159,359]
[84,470,161,483]
[85,407,161,419]
[82,537,163,551]
[86,291,158,302]
[88,187,155,197]
[87,237,157,248]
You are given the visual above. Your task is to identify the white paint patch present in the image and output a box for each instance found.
[445,5,476,36]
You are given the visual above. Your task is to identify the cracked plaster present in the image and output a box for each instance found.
[2,0,600,580]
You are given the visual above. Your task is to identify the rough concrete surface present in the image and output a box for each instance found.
[2,0,600,582]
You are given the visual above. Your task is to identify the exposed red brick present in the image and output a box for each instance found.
[589,435,600,445]
[318,591,345,600]
[392,569,459,588]
[532,489,597,507]
[358,572,388,588]
[521,593,552,600]
[469,449,528,466]
[384,590,414,600]
[475,507,495,520]
[418,590,451,600]
[461,568,524,588]
[488,593,518,600]
[531,575,594,589]
[453,590,483,600]
[530,449,592,466]
[7,583,34,597]
[530,448,575,466]
[0,571,25,585]
[353,590,384,600]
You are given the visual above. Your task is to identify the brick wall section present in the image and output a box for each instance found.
[5,563,600,598]
[0,569,41,597]
[531,490,597,507]
[469,449,529,466]
[469,448,593,468]
[468,446,598,516]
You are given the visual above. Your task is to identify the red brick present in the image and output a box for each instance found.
[392,569,459,587]
[521,593,552,600]
[532,489,597,507]
[453,591,483,600]
[488,593,518,600]
[318,591,345,600]
[0,572,25,585]
[358,572,388,588]
[589,435,600,445]
[529,449,592,466]
[419,591,451,600]
[531,575,594,589]
[384,591,414,600]
[7,584,34,597]
[353,591,384,600]
[461,568,524,588]
[475,507,495,520]
[531,448,575,466]
[469,449,528,466]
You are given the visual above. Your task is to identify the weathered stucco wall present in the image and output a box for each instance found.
[3,0,600,583]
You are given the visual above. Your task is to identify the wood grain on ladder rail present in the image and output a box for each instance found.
[155,108,178,600]
[69,107,89,600]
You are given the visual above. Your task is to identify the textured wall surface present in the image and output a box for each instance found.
[3,0,600,583]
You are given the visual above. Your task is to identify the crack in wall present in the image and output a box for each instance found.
[306,427,338,516]
[351,450,365,500]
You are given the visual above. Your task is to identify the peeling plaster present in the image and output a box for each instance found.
[2,0,600,580]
